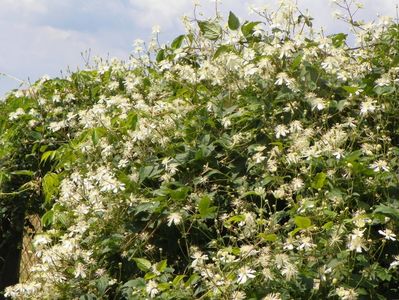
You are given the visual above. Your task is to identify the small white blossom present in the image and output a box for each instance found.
[389,255,399,269]
[275,124,289,138]
[336,287,358,300]
[275,72,291,86]
[297,236,316,251]
[347,228,367,253]
[146,280,159,298]
[360,97,377,115]
[237,266,256,284]
[9,108,25,120]
[74,263,87,279]
[167,212,182,226]
[370,160,389,172]
[191,251,208,268]
[252,152,266,163]
[291,177,304,191]
[378,228,396,241]
[263,293,282,300]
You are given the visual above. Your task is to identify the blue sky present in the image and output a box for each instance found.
[1,0,398,97]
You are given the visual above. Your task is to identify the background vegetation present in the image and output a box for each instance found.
[1,1,399,299]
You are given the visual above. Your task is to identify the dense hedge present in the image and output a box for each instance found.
[1,1,399,299]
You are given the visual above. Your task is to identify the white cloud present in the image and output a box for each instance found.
[0,0,48,15]
[128,0,192,30]
[1,0,399,96]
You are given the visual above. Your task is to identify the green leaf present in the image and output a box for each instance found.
[198,195,217,219]
[336,100,348,111]
[374,85,395,95]
[144,272,157,280]
[91,127,107,146]
[139,165,162,182]
[291,54,303,70]
[198,20,222,40]
[225,214,245,225]
[172,275,186,287]
[42,172,59,203]
[329,33,347,47]
[170,186,190,200]
[10,170,34,176]
[185,274,200,287]
[228,11,240,30]
[311,172,326,189]
[156,259,167,273]
[123,278,146,289]
[373,204,399,221]
[294,216,312,229]
[158,282,171,291]
[322,221,334,230]
[171,35,185,49]
[125,112,138,130]
[96,275,110,295]
[241,21,261,38]
[213,45,234,60]
[133,258,152,272]
[41,210,54,227]
[259,233,277,242]
[41,150,57,164]
[342,86,358,94]
[289,227,302,237]
[156,49,165,62]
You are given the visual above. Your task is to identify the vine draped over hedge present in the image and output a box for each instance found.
[1,1,399,299]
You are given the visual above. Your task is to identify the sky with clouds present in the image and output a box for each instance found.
[1,0,398,97]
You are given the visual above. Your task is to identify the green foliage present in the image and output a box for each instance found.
[228,11,240,30]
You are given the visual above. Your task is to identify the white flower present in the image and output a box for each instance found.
[74,263,87,279]
[289,120,303,133]
[275,124,289,138]
[146,280,159,298]
[254,186,266,197]
[283,238,294,250]
[291,177,304,191]
[240,245,259,257]
[237,266,256,284]
[360,97,377,115]
[336,287,358,300]
[275,72,291,86]
[231,291,246,300]
[332,149,344,160]
[297,236,316,251]
[321,56,339,72]
[48,120,67,132]
[252,152,266,163]
[9,108,25,120]
[255,145,266,152]
[347,228,367,253]
[281,263,298,280]
[191,251,208,268]
[378,229,396,241]
[274,253,289,269]
[152,25,161,34]
[370,160,389,172]
[263,293,282,300]
[389,255,399,269]
[33,235,52,247]
[307,95,327,111]
[221,117,231,128]
[167,212,182,226]
[279,42,295,58]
